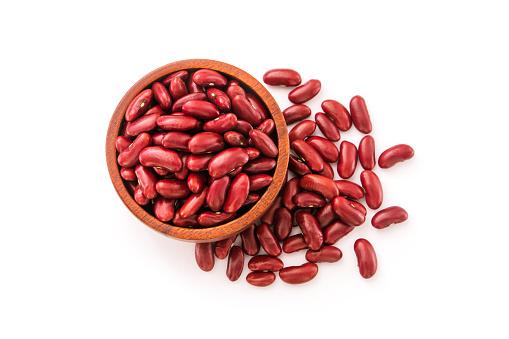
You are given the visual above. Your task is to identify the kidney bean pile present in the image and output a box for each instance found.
[116,69,279,228]
[195,68,415,286]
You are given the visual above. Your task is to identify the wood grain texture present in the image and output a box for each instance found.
[106,59,289,243]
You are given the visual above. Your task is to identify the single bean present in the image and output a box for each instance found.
[296,211,323,250]
[306,246,343,263]
[162,70,188,87]
[360,170,383,209]
[323,219,355,245]
[249,174,273,191]
[226,84,246,101]
[358,135,376,170]
[152,166,169,176]
[192,69,228,87]
[350,200,367,215]
[153,196,175,222]
[245,147,260,160]
[206,88,231,111]
[156,115,199,131]
[315,112,341,142]
[350,95,372,134]
[135,164,158,199]
[233,120,253,137]
[223,173,250,213]
[317,161,334,179]
[139,146,183,172]
[126,111,160,137]
[117,132,151,168]
[246,272,276,287]
[152,81,172,111]
[260,196,282,225]
[155,179,191,199]
[263,68,302,86]
[228,166,243,177]
[306,136,339,163]
[182,100,220,120]
[292,139,324,172]
[243,193,260,206]
[179,186,208,218]
[274,207,292,241]
[282,234,308,253]
[224,131,248,147]
[249,129,278,158]
[242,157,276,174]
[334,180,365,200]
[169,76,188,101]
[257,119,275,136]
[161,131,191,152]
[292,207,313,226]
[120,167,136,181]
[279,263,319,284]
[172,209,199,227]
[321,99,352,131]
[232,95,263,126]
[283,177,301,211]
[331,196,366,226]
[171,92,207,112]
[203,113,237,134]
[134,185,150,206]
[125,89,153,122]
[337,140,358,179]
[256,223,282,257]
[299,174,339,200]
[241,224,260,256]
[283,104,311,125]
[288,155,312,177]
[206,175,230,212]
[195,242,214,272]
[208,148,249,178]
[226,246,244,282]
[288,120,316,144]
[293,192,326,208]
[186,71,205,93]
[197,211,237,227]
[314,203,337,229]
[151,132,165,146]
[354,238,377,279]
[378,144,415,169]
[187,172,207,194]
[174,153,189,180]
[246,93,270,121]
[115,136,132,153]
[187,153,215,172]
[371,206,408,229]
[288,79,321,104]
[248,255,284,272]
[188,132,225,154]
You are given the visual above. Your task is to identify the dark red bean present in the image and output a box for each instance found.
[155,179,190,199]
[314,203,337,229]
[360,170,383,210]
[134,185,150,205]
[186,72,204,93]
[117,132,151,168]
[260,196,282,225]
[257,119,275,136]
[292,207,313,226]
[246,272,276,287]
[243,193,260,206]
[321,99,352,131]
[282,234,308,253]
[197,211,237,227]
[187,153,215,172]
[226,84,246,101]
[378,144,415,169]
[350,200,367,215]
[153,196,175,222]
[331,196,366,226]
[207,88,231,111]
[242,157,276,174]
[354,238,377,279]
[226,246,244,281]
[145,105,166,116]
[295,211,323,250]
[135,164,158,199]
[283,104,312,125]
[161,132,191,152]
[182,100,220,120]
[299,174,339,200]
[334,180,365,200]
[214,234,237,260]
[288,155,312,177]
[337,141,358,179]
[263,68,302,86]
[156,115,199,131]
[171,92,207,112]
[244,147,260,161]
[323,219,355,245]
[195,242,214,272]
[358,135,376,170]
[241,224,260,256]
[208,148,249,178]
[115,136,132,153]
[315,112,340,142]
[306,246,343,263]
[188,132,225,154]
[206,176,230,212]
[174,153,189,180]
[120,167,136,181]
[192,69,228,87]
[152,81,172,111]
[139,146,183,172]
[169,76,188,101]
[223,173,250,213]
[306,136,339,163]
[187,172,207,194]
[224,131,248,147]
[288,120,316,144]
[179,186,208,218]
[246,93,270,121]
[288,79,321,104]
[249,129,278,158]
[292,139,324,172]
[162,70,188,87]
[279,263,318,284]
[350,95,372,134]
[249,174,273,191]
[228,166,243,177]
[256,223,282,257]
[274,207,292,241]
[371,206,408,229]
[125,89,153,122]
[232,95,263,126]
[203,113,237,134]
[283,177,300,211]
[126,110,160,137]
[151,132,165,146]
[317,161,334,179]
[293,192,326,208]
[248,255,284,272]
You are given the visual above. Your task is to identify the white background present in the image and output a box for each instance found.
[1,1,508,338]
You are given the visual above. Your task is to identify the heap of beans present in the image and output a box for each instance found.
[195,68,414,286]
[115,69,279,228]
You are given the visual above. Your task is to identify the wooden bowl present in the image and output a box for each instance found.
[106,59,289,243]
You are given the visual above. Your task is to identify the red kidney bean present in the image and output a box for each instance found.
[115,136,132,153]
[334,180,365,200]
[187,153,215,172]
[139,146,183,172]
[117,132,152,168]
[245,147,260,160]
[288,120,316,144]
[283,104,311,125]
[206,88,231,111]
[155,179,190,199]
[354,238,377,279]
[171,92,207,112]
[223,173,250,213]
[323,219,354,245]
[153,166,169,176]
[226,84,246,101]
[156,115,198,131]
[233,120,253,137]
[279,263,318,284]
[161,131,191,152]
[153,196,175,222]
[288,79,321,104]
[321,99,352,131]
[293,192,326,208]
[187,172,207,194]
[306,136,339,163]
[295,211,323,250]
[203,113,237,134]
[360,170,383,210]
[292,139,324,172]
[246,93,270,121]
[274,207,292,241]
[317,161,334,179]
[151,132,165,146]
[260,196,282,225]
[145,105,166,116]
[371,206,408,229]
[248,255,284,272]
[120,167,136,181]
[315,112,340,142]
[282,234,308,253]
[208,148,249,178]
[214,234,237,259]
[206,176,230,212]
[162,70,188,87]
[135,164,158,199]
[188,132,225,154]
[246,271,276,287]
[174,153,189,180]
[257,119,275,136]
[152,82,172,111]
[228,166,243,177]
[224,131,248,147]
[134,185,150,205]
[195,242,214,272]
[192,69,228,87]
[288,155,312,177]
[179,186,208,218]
[197,211,237,227]
[299,174,339,200]
[125,89,153,122]
[226,246,244,281]
[314,203,337,229]
[256,223,282,257]
[243,193,260,206]
[248,174,272,191]
[263,68,302,87]
[169,77,188,102]
[182,100,220,120]
[186,72,204,93]
[358,135,376,170]
[283,177,300,211]
[126,111,160,137]
[243,157,276,174]
[232,95,263,126]
[249,129,278,158]
[350,200,367,215]
[306,246,343,263]
[378,144,415,169]
[292,207,313,226]
[350,95,372,134]
[337,141,358,179]
[241,224,259,256]
[173,209,199,227]
[332,196,366,226]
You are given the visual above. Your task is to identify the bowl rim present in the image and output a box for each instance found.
[106,59,289,243]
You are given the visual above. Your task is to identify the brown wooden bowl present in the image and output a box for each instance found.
[106,59,289,243]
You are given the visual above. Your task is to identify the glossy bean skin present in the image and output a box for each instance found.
[292,207,313,226]
[192,69,228,87]
[293,192,326,208]
[288,155,312,177]
[206,175,230,212]
[179,186,208,218]
[233,120,253,137]
[172,209,199,227]
[182,100,220,120]
[155,179,191,199]
[223,173,250,213]
[162,70,188,87]
[337,141,358,179]
[283,104,311,125]
[152,81,172,111]
[296,211,323,250]
[151,132,165,146]
[292,139,324,172]
[228,166,243,177]
[256,223,282,257]
[288,120,316,144]
[323,220,355,245]
[371,206,408,229]
[246,93,270,121]
[232,95,263,126]
[243,193,260,206]
[187,172,207,194]
[306,136,339,163]
[274,207,292,241]
[197,211,237,227]
[172,153,188,180]
[315,112,341,142]
[187,153,215,172]
[306,246,343,263]
[249,174,273,191]
[246,272,276,287]
[153,196,175,222]
[206,88,231,111]
[125,89,153,122]
[282,234,308,253]
[153,166,169,176]
[224,131,248,147]
[226,84,246,101]
[126,111,160,137]
[156,115,198,131]
[314,203,337,229]
[359,135,376,170]
[203,113,237,134]
[354,238,377,279]
[317,161,334,179]
[245,147,260,160]
[115,136,132,153]
[257,119,275,136]
[161,132,191,152]
[360,170,383,210]
[283,177,301,211]
[134,165,158,199]
[350,95,372,134]
[263,68,302,86]
[134,185,150,205]
[260,196,282,225]
[226,246,244,281]
[242,157,276,174]
[249,129,278,158]
[378,144,415,169]
[120,167,136,181]
[334,180,365,200]
[169,76,188,101]
[195,242,214,272]
[186,72,205,93]
[208,148,249,178]
[288,79,321,104]
[188,132,225,154]
[321,99,352,131]
[214,234,239,259]
[332,196,366,226]
[248,255,284,272]
[171,92,207,112]
[279,263,319,284]
[300,174,339,200]
[241,224,260,256]
[117,132,152,168]
[139,146,183,172]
